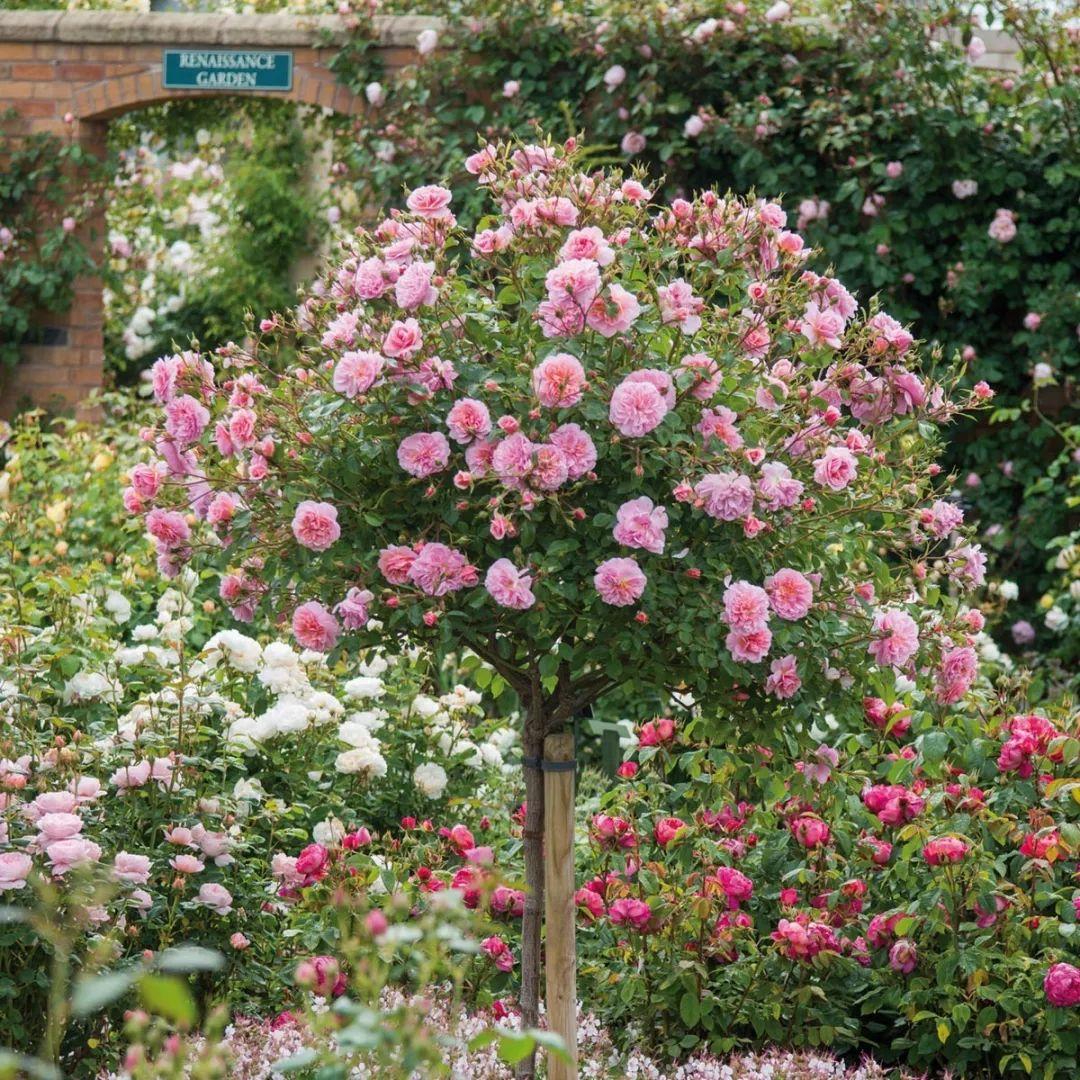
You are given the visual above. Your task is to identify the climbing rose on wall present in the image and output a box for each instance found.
[126,135,987,1033]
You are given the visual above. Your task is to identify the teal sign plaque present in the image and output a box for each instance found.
[162,49,293,91]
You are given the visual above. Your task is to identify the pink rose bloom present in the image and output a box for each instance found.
[587,284,641,337]
[800,302,846,349]
[697,407,742,450]
[485,559,536,609]
[130,462,163,499]
[407,543,477,596]
[549,423,596,479]
[492,432,535,481]
[741,313,771,359]
[613,497,668,554]
[170,853,206,875]
[988,209,1016,243]
[723,581,770,631]
[481,935,515,972]
[765,654,801,699]
[446,398,492,444]
[532,353,586,408]
[681,353,721,400]
[757,461,804,510]
[397,431,451,478]
[609,897,652,930]
[333,350,385,398]
[47,837,102,876]
[653,816,687,847]
[36,812,83,844]
[935,645,978,704]
[206,492,238,526]
[594,557,647,607]
[812,446,858,490]
[164,395,210,446]
[867,608,920,668]
[620,131,647,155]
[354,257,389,299]
[885,160,903,179]
[545,258,601,311]
[111,760,152,789]
[765,568,814,620]
[291,501,340,552]
[922,836,968,865]
[146,508,190,548]
[406,184,453,219]
[726,626,772,664]
[532,444,570,490]
[336,587,374,630]
[292,601,340,652]
[789,815,830,849]
[560,226,614,266]
[889,939,917,974]
[196,882,234,915]
[113,852,151,884]
[27,791,77,821]
[394,260,437,310]
[1045,963,1080,1007]
[0,851,33,890]
[383,318,423,359]
[379,544,417,585]
[696,471,754,521]
[657,278,704,333]
[609,376,669,437]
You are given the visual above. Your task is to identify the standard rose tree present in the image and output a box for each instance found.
[127,137,988,1071]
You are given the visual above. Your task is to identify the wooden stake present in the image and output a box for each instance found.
[543,731,577,1080]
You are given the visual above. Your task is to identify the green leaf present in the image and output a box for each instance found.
[155,945,224,973]
[271,1048,319,1072]
[71,969,136,1017]
[139,973,196,1028]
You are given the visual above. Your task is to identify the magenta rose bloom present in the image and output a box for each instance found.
[1045,962,1080,1007]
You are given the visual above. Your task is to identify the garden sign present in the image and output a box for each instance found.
[162,49,294,91]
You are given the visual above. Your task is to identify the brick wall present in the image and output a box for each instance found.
[0,11,438,417]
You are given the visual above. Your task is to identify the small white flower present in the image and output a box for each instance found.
[1045,606,1069,632]
[413,762,448,799]
[997,580,1019,601]
[410,694,440,718]
[416,28,438,55]
[344,676,386,701]
[104,590,132,624]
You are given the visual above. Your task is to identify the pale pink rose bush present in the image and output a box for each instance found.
[126,139,988,727]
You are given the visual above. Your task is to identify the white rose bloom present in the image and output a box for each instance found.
[1045,606,1069,632]
[416,28,438,54]
[63,671,122,704]
[114,646,148,667]
[233,778,266,802]
[337,720,382,749]
[131,623,159,642]
[413,762,448,799]
[225,716,263,751]
[480,742,504,768]
[1070,581,1080,601]
[976,634,1002,662]
[313,817,346,846]
[335,746,387,778]
[105,590,132,624]
[344,676,386,701]
[258,698,311,737]
[410,694,441,718]
[302,691,342,725]
[299,649,328,667]
[894,673,917,694]
[445,685,482,710]
[358,653,389,678]
[487,727,517,752]
[262,642,301,668]
[203,630,262,673]
[997,581,1019,601]
[344,708,386,732]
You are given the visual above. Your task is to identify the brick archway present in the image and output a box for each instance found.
[0,11,434,415]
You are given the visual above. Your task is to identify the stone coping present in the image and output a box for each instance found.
[0,12,442,48]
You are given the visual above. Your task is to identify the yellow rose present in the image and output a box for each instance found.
[45,500,70,526]
[90,451,114,472]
